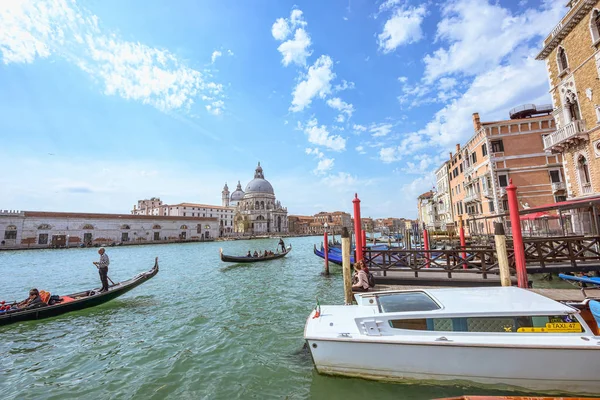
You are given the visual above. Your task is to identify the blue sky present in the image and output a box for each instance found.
[0,0,564,218]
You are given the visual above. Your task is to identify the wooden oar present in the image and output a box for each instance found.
[92,262,116,286]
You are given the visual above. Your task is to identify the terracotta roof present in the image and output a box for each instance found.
[170,202,233,210]
[22,211,218,222]
[418,191,433,199]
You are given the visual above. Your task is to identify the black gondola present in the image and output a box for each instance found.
[220,245,292,263]
[0,257,159,326]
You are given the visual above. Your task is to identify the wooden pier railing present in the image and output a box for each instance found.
[363,236,600,279]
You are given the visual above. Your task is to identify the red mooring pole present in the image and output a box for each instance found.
[323,230,329,275]
[352,194,363,262]
[506,179,528,288]
[423,229,430,268]
[459,215,467,269]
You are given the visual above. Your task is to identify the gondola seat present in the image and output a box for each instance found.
[39,291,51,304]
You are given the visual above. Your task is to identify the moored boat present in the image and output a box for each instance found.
[0,257,159,326]
[220,245,292,263]
[304,287,600,395]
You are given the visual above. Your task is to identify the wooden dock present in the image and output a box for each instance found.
[371,270,518,287]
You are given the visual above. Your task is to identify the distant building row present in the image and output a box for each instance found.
[418,1,600,235]
[288,212,412,235]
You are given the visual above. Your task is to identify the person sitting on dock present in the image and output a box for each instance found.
[352,262,370,292]
[15,288,46,309]
[253,251,258,257]
[247,250,252,257]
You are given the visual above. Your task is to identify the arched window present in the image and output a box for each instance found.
[180,225,188,230]
[197,224,202,234]
[557,47,569,73]
[255,201,260,210]
[152,224,161,229]
[38,224,51,230]
[578,155,592,194]
[260,201,265,209]
[4,225,17,240]
[82,224,94,230]
[121,224,130,229]
[590,9,600,43]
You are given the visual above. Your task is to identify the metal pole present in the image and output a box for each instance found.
[494,222,511,287]
[323,229,329,275]
[506,179,528,288]
[352,194,363,262]
[423,229,430,268]
[341,227,353,305]
[459,215,467,269]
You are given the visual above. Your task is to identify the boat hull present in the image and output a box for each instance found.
[0,258,159,326]
[305,338,600,395]
[220,245,292,263]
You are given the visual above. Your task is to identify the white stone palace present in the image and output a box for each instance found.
[222,162,288,234]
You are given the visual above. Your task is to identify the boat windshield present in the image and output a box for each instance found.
[377,292,440,313]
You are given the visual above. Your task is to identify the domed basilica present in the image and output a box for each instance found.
[221,162,288,234]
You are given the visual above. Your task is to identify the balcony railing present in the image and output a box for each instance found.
[482,186,493,198]
[551,182,566,192]
[582,182,593,195]
[543,120,587,151]
[499,187,507,197]
[464,192,481,204]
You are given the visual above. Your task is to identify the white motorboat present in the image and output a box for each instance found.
[304,287,600,395]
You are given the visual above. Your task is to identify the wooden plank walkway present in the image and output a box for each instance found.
[371,270,518,287]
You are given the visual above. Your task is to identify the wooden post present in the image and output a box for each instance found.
[506,179,528,288]
[459,215,467,269]
[341,227,353,305]
[352,194,363,262]
[323,230,329,275]
[494,222,511,287]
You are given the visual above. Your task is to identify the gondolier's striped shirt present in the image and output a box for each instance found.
[98,253,110,269]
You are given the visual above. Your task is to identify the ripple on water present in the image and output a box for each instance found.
[0,238,556,399]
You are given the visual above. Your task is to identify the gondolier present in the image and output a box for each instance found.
[93,247,110,292]
[278,238,285,252]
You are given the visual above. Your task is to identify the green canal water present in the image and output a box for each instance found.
[0,236,568,399]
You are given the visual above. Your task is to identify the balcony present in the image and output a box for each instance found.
[543,120,587,152]
[482,186,493,198]
[464,192,481,204]
[551,182,566,193]
[499,187,507,197]
[582,182,593,195]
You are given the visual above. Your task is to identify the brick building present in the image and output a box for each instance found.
[288,211,352,235]
[445,107,562,235]
[536,0,600,199]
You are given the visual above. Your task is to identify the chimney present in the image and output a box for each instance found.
[449,152,453,160]
[456,143,460,153]
[472,112,481,132]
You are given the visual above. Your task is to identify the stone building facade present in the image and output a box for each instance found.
[536,0,600,199]
[417,191,436,229]
[434,161,454,231]
[0,210,218,250]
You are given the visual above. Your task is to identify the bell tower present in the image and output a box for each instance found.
[222,183,230,207]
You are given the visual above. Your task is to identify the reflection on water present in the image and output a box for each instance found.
[0,237,574,399]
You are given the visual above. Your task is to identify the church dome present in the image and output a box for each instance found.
[244,162,274,195]
[231,181,245,201]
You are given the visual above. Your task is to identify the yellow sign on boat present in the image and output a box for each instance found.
[517,322,582,333]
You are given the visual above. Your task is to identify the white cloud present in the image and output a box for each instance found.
[397,76,408,83]
[422,0,564,82]
[378,5,427,53]
[334,80,355,92]
[326,97,354,122]
[227,49,234,56]
[320,172,358,188]
[355,145,366,154]
[353,124,367,133]
[370,123,393,137]
[299,118,346,151]
[290,55,336,112]
[379,147,402,163]
[211,50,222,63]
[205,100,224,116]
[272,8,311,67]
[378,0,402,13]
[0,0,225,115]
[277,28,312,67]
[305,147,324,158]
[314,158,335,175]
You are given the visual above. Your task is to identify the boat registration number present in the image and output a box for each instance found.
[517,322,581,333]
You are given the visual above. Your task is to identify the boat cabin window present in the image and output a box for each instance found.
[388,314,583,333]
[377,292,440,313]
